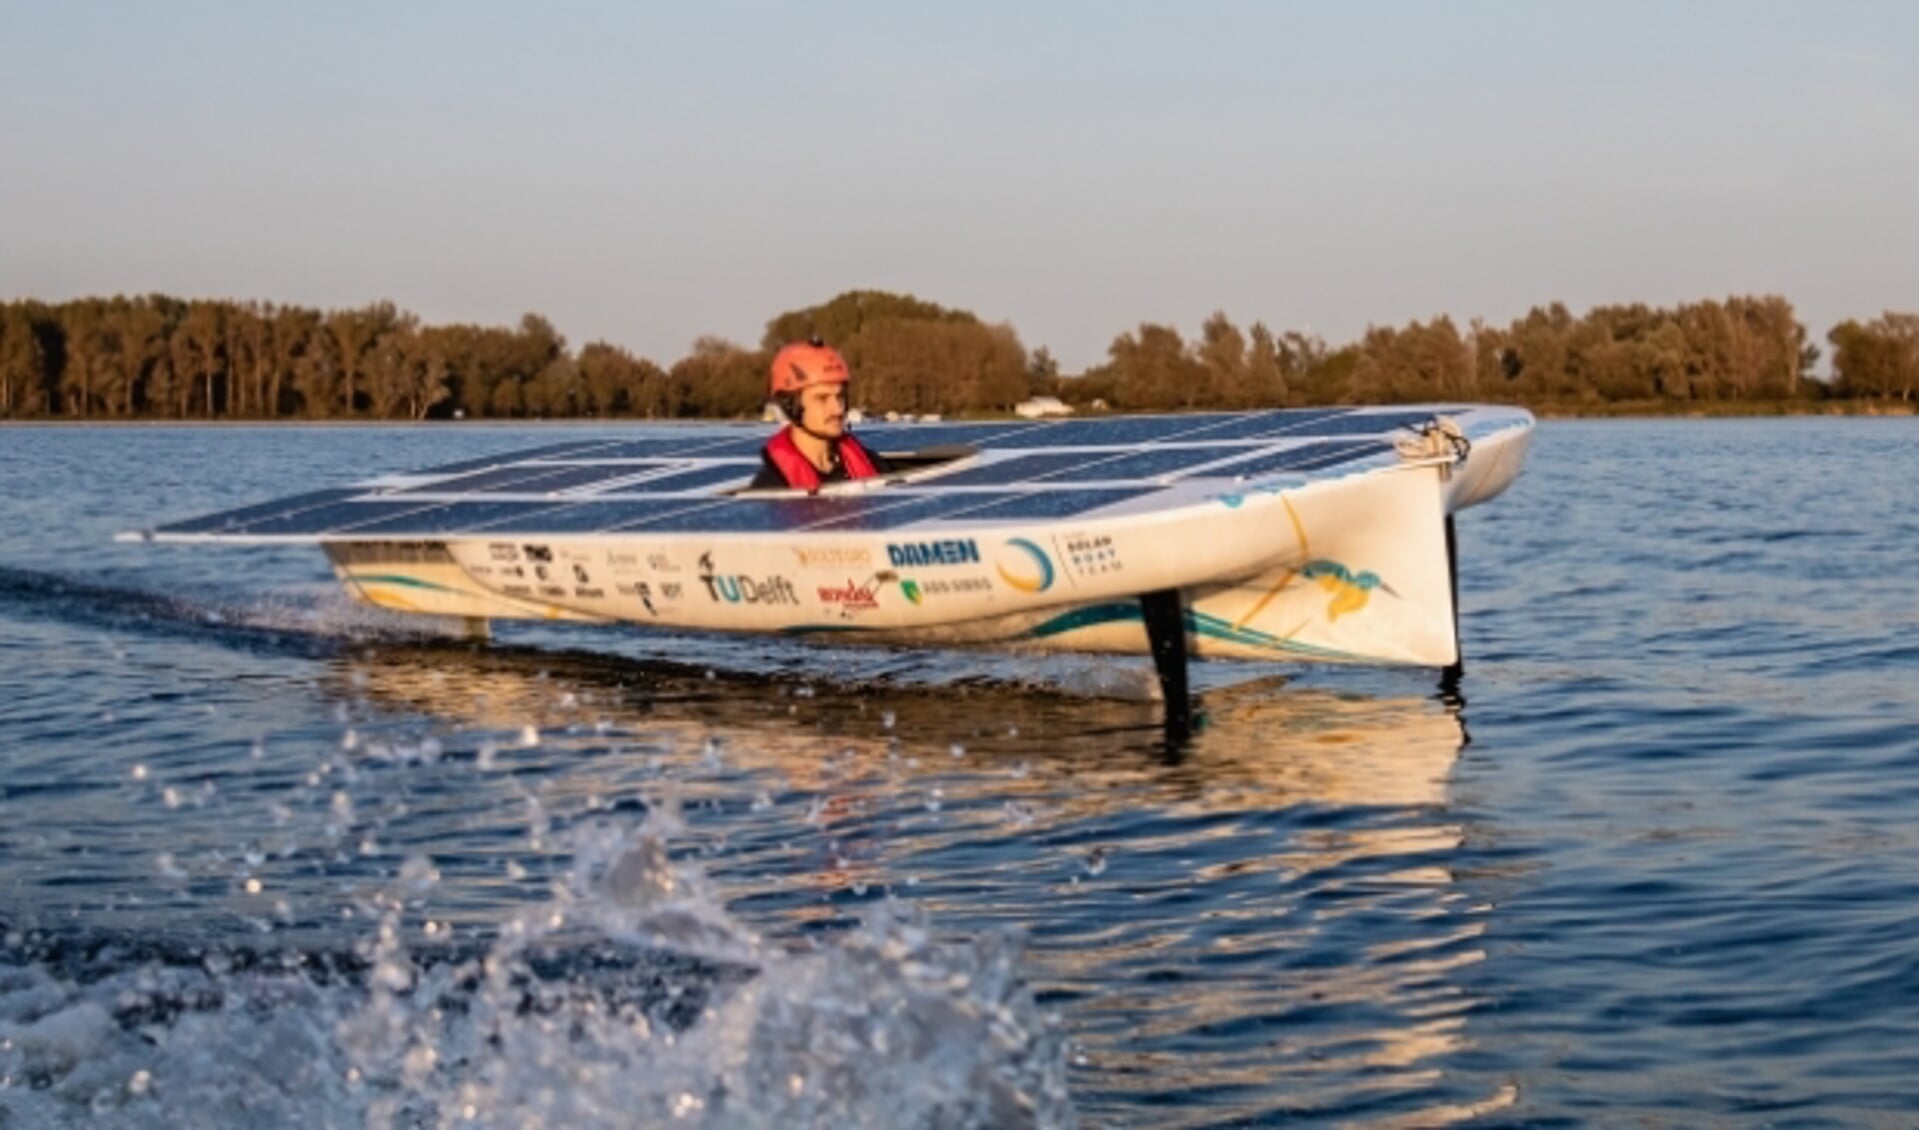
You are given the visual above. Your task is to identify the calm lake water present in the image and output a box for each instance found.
[2,418,1916,1127]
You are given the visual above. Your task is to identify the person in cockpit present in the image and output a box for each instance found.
[748,338,892,492]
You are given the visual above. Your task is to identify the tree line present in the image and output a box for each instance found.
[1,290,1913,421]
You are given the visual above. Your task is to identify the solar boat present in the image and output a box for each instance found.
[123,405,1535,729]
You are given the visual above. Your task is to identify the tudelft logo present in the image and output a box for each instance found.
[995,538,1055,594]
[701,573,798,605]
[887,539,979,568]
[697,551,798,605]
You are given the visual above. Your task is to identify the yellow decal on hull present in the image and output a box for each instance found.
[362,586,424,613]
[1233,496,1312,631]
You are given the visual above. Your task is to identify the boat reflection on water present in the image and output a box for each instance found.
[324,643,1513,1126]
[326,644,1468,806]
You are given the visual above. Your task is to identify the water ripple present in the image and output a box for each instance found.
[2,418,1917,1125]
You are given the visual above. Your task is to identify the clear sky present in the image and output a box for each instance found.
[3,1,1915,370]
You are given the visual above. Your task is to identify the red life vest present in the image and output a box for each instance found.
[764,426,881,492]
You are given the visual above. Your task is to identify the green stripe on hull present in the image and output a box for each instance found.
[351,573,466,596]
[1024,602,1372,663]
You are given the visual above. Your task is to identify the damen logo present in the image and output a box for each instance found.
[887,539,979,568]
[995,538,1055,594]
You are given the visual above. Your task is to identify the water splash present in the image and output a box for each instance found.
[0,808,1075,1129]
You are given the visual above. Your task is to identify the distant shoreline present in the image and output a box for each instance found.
[1529,399,1915,419]
[0,418,727,429]
[2,401,1913,427]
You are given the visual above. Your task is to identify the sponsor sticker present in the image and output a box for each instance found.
[698,551,798,605]
[702,574,799,605]
[616,580,659,615]
[818,578,882,613]
[995,538,1057,594]
[1058,533,1124,577]
[920,576,992,597]
[887,539,980,568]
[792,546,874,569]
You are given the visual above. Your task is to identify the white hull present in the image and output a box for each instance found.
[135,405,1534,670]
[323,422,1530,667]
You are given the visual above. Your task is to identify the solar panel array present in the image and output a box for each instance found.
[156,407,1455,539]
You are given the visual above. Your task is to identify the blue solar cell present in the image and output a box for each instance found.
[946,489,1159,520]
[609,497,897,533]
[580,436,752,460]
[1038,444,1266,482]
[530,462,691,492]
[445,462,694,494]
[800,492,1025,531]
[1198,439,1390,479]
[410,441,621,477]
[155,489,362,535]
[331,500,575,535]
[854,423,1039,451]
[973,429,1065,450]
[649,434,771,458]
[403,464,574,494]
[1279,409,1443,437]
[918,452,1103,487]
[1169,409,1353,441]
[618,464,757,493]
[223,500,440,537]
[1012,414,1242,447]
[476,499,725,534]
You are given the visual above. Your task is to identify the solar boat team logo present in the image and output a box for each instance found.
[1058,532,1123,578]
[697,551,798,606]
[995,538,1056,594]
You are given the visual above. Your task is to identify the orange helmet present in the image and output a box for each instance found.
[769,340,850,397]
